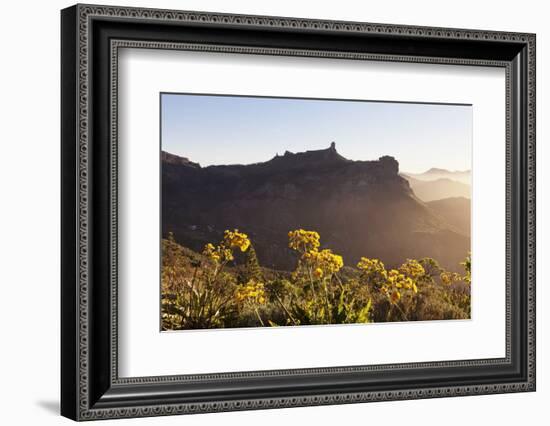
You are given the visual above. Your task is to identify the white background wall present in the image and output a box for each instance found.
[0,0,546,424]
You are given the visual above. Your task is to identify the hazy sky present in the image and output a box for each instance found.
[161,93,472,174]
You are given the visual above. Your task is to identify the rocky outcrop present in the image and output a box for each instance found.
[161,151,201,168]
[162,144,469,271]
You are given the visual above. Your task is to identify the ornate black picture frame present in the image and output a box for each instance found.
[61,4,536,421]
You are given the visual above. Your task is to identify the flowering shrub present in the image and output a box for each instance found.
[161,230,250,329]
[283,230,360,325]
[288,229,320,253]
[223,229,251,252]
[161,229,471,330]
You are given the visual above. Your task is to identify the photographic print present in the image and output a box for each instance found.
[160,93,472,331]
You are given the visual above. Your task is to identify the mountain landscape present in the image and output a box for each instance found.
[162,143,470,272]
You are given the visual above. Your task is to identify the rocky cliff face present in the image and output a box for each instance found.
[162,145,469,271]
[161,151,200,168]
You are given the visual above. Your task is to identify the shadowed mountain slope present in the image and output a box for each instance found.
[426,197,471,236]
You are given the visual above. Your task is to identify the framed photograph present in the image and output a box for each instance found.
[61,4,536,421]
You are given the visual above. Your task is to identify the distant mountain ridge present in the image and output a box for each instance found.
[403,168,471,185]
[402,175,471,202]
[162,144,470,271]
[401,166,471,202]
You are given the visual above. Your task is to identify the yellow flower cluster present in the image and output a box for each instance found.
[202,242,234,263]
[310,249,344,274]
[223,229,251,252]
[387,269,417,294]
[399,259,425,279]
[439,271,461,285]
[357,257,420,305]
[390,289,401,304]
[288,229,320,253]
[235,279,266,305]
[357,257,388,280]
[381,268,417,304]
[202,229,251,264]
[289,229,343,278]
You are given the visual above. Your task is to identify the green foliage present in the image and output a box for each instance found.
[241,244,263,283]
[161,229,471,330]
[461,252,471,284]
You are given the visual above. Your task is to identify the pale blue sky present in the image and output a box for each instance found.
[161,93,472,174]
